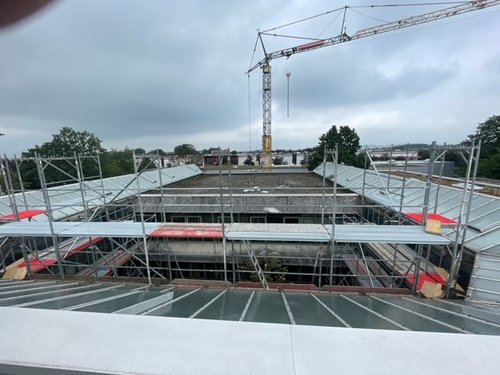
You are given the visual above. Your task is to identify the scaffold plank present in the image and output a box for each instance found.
[227,223,330,242]
[0,221,452,245]
[0,221,160,237]
[404,213,458,225]
[0,210,46,221]
[150,223,223,239]
[330,225,451,245]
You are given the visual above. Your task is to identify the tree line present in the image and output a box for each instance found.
[1,115,498,190]
[463,115,500,179]
[306,115,500,180]
[1,127,181,190]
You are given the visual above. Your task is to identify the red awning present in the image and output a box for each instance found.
[405,213,458,225]
[150,224,223,239]
[64,237,104,259]
[406,271,447,290]
[17,259,57,273]
[0,210,46,221]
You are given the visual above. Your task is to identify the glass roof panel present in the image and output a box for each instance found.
[283,292,345,327]
[195,289,253,321]
[243,291,290,324]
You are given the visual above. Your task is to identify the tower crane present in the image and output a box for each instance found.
[247,0,500,171]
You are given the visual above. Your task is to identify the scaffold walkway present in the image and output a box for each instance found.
[0,221,451,245]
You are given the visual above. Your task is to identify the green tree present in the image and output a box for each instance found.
[264,258,288,283]
[0,157,24,192]
[174,144,198,157]
[461,115,500,179]
[464,115,500,147]
[243,155,255,166]
[174,143,203,165]
[478,151,500,178]
[20,127,105,188]
[94,148,155,178]
[24,127,104,158]
[417,149,430,160]
[272,156,287,165]
[100,148,134,177]
[148,148,167,156]
[201,147,218,155]
[307,125,361,170]
[239,257,287,283]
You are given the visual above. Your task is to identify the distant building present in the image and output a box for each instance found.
[202,151,308,167]
[368,150,419,161]
[203,149,238,166]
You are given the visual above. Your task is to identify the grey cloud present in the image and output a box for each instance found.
[271,55,457,111]
[0,0,498,155]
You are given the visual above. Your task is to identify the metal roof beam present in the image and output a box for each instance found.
[339,294,410,331]
[113,288,175,315]
[14,284,123,307]
[369,296,469,334]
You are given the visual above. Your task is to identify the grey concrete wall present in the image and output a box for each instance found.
[137,194,359,215]
[163,240,330,259]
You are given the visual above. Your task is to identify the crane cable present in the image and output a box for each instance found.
[354,2,470,8]
[286,59,291,118]
[248,73,252,153]
[247,34,259,75]
[261,2,470,34]
[315,9,344,39]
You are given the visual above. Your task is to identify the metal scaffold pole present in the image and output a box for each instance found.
[433,146,447,214]
[74,153,89,220]
[1,156,33,279]
[397,146,410,224]
[321,143,327,225]
[421,141,436,228]
[95,153,110,222]
[218,148,228,285]
[133,150,152,285]
[447,140,481,297]
[329,146,338,287]
[35,153,64,279]
[361,146,368,206]
[156,151,167,224]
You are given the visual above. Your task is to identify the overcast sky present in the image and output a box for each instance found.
[0,0,499,155]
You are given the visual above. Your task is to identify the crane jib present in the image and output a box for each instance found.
[296,40,325,52]
[249,0,500,171]
[259,0,500,68]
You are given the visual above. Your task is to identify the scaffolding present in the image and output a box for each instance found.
[0,153,202,285]
[0,141,489,298]
[318,141,483,297]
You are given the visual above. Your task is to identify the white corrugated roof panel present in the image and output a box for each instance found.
[0,164,202,221]
[330,225,451,245]
[226,223,331,242]
[315,163,500,254]
[0,221,160,238]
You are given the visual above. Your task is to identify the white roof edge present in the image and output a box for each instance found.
[0,306,498,375]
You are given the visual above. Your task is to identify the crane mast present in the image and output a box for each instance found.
[248,0,500,171]
[262,63,272,169]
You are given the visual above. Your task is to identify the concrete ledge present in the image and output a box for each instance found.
[1,306,499,374]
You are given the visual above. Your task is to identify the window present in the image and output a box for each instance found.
[250,216,265,223]
[217,214,232,223]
